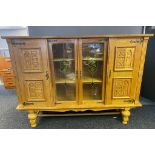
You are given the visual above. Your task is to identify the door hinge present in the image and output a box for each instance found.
[23,102,34,106]
[45,71,49,80]
[124,99,135,103]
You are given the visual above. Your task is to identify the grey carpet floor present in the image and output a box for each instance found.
[0,85,155,129]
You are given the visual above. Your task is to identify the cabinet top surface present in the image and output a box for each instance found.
[1,34,153,39]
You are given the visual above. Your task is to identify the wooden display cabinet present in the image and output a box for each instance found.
[2,34,153,127]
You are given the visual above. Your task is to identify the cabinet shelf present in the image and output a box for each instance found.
[82,58,103,61]
[51,58,102,62]
[55,78,76,84]
[52,58,74,62]
[55,76,102,84]
[82,76,102,83]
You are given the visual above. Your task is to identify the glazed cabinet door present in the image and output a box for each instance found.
[10,39,53,107]
[48,39,78,104]
[79,39,107,104]
[105,38,143,105]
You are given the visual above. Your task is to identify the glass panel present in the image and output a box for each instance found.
[52,43,74,59]
[83,84,102,100]
[56,84,76,101]
[51,43,76,101]
[82,43,104,100]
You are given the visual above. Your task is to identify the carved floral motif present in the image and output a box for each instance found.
[113,79,131,98]
[22,49,42,71]
[115,47,135,70]
[26,81,44,99]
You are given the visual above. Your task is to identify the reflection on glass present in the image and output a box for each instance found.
[52,43,74,59]
[82,43,104,59]
[51,43,76,101]
[82,43,104,100]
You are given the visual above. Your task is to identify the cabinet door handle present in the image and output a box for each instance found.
[80,71,82,79]
[109,70,111,78]
[45,71,49,80]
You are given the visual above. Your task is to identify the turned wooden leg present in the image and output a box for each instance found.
[28,111,38,128]
[121,108,130,125]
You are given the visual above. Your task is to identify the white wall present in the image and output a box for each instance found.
[28,26,143,36]
[0,27,28,57]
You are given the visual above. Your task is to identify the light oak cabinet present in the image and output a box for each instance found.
[2,34,152,127]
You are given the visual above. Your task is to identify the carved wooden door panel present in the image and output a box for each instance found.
[105,38,143,105]
[11,39,52,107]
